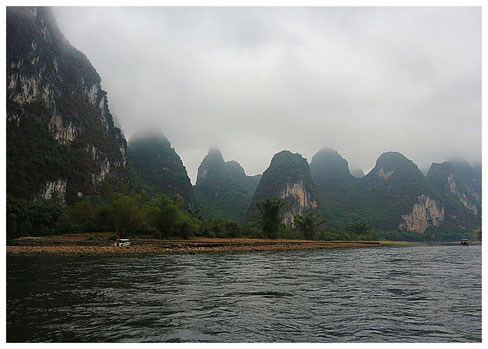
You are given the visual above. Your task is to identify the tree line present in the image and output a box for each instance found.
[6,186,383,241]
[8,187,473,242]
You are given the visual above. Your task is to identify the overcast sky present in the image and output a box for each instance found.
[52,6,481,183]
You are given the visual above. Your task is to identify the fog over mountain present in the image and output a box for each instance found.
[52,6,481,183]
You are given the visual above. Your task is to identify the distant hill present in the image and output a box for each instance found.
[310,148,357,230]
[311,150,444,232]
[350,168,365,178]
[310,148,354,187]
[310,150,481,236]
[247,150,322,224]
[127,131,194,209]
[194,148,261,221]
[357,151,444,233]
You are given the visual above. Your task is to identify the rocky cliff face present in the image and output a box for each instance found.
[196,148,227,184]
[428,162,480,213]
[450,159,482,200]
[127,131,194,209]
[362,152,427,193]
[426,161,481,231]
[446,173,479,215]
[7,7,128,203]
[279,180,319,224]
[194,148,261,221]
[359,152,445,232]
[399,194,444,233]
[247,150,322,224]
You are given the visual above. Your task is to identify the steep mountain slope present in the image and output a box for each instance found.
[427,161,481,231]
[127,131,194,209]
[7,7,128,204]
[308,150,481,235]
[247,150,322,224]
[449,159,482,202]
[310,148,357,230]
[194,148,261,221]
[310,148,355,187]
[472,163,482,192]
[358,152,444,233]
[310,151,446,233]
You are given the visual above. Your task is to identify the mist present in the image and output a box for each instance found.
[51,6,481,183]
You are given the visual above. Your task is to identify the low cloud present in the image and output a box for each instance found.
[52,6,481,182]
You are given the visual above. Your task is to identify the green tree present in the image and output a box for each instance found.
[144,194,183,238]
[19,221,33,235]
[472,227,482,242]
[256,198,284,239]
[211,218,227,237]
[225,221,240,238]
[110,193,144,236]
[7,195,65,238]
[346,221,378,240]
[7,213,18,238]
[94,205,115,232]
[55,199,97,233]
[294,212,326,240]
[177,215,199,239]
[346,221,370,235]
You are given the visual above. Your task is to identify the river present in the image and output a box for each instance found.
[7,244,481,342]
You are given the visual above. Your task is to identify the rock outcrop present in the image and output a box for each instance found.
[279,180,319,224]
[36,179,68,204]
[399,194,444,233]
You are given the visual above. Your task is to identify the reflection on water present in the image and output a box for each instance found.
[7,244,481,342]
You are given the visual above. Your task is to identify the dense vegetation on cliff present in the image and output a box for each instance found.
[352,152,439,231]
[7,116,71,200]
[247,150,323,225]
[427,161,481,232]
[127,131,194,210]
[194,149,261,221]
[310,148,357,231]
[311,150,481,238]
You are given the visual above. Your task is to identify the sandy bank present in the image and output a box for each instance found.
[6,234,398,256]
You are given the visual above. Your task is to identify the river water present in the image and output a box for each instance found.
[7,244,481,342]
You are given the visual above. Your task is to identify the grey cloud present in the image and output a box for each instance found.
[51,6,481,183]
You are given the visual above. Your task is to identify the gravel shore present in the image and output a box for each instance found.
[6,233,389,256]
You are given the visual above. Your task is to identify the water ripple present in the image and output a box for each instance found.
[7,244,481,342]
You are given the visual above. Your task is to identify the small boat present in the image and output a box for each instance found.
[460,239,470,246]
[115,238,131,247]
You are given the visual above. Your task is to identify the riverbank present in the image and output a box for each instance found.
[6,232,407,256]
